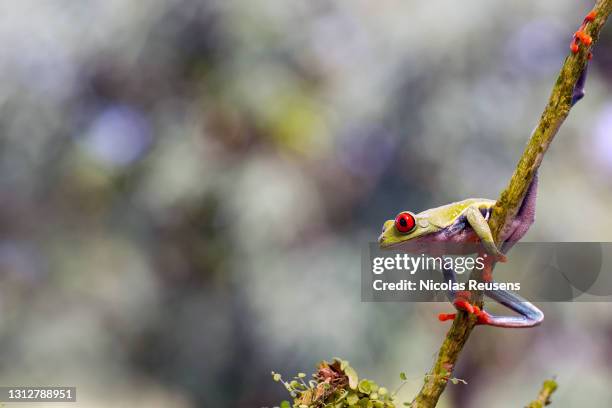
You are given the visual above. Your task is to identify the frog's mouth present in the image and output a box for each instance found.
[378,235,419,251]
[378,236,399,249]
[378,229,442,253]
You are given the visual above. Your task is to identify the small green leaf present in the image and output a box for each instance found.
[358,379,372,394]
[273,373,282,382]
[399,372,407,381]
[340,359,349,371]
[297,372,306,378]
[280,401,291,408]
[378,387,388,396]
[370,392,378,400]
[359,397,373,408]
[450,378,458,385]
[345,366,359,389]
[347,392,360,405]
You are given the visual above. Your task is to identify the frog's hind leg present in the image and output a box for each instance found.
[479,288,544,328]
[500,172,538,254]
[572,62,589,106]
[436,267,543,326]
[500,40,589,250]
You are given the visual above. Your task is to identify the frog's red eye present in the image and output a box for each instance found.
[395,212,416,233]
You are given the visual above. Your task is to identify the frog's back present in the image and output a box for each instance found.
[418,198,496,227]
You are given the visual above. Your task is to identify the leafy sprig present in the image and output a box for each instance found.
[272,358,396,408]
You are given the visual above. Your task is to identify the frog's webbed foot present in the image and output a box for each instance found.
[570,10,596,54]
[438,290,490,324]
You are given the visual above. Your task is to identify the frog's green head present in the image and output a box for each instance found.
[378,211,438,249]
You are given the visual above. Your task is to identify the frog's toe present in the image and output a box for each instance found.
[438,313,456,322]
[454,299,474,314]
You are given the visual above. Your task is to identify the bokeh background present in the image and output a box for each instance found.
[0,1,612,407]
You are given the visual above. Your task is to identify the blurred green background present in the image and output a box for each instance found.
[1,1,612,407]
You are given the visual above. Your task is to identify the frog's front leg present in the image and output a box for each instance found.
[464,206,507,263]
[466,172,539,259]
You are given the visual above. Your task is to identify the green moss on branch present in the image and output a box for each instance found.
[526,379,558,408]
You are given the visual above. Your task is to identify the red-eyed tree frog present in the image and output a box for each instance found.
[377,9,596,328]
[378,175,542,328]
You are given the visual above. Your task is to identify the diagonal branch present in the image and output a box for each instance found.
[411,2,612,407]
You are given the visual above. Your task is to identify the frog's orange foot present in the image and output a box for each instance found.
[570,42,579,53]
[438,300,492,325]
[438,296,475,322]
[576,31,592,46]
[571,10,596,53]
[454,299,476,314]
[585,10,597,22]
[439,291,493,323]
[571,31,593,53]
[459,302,494,325]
